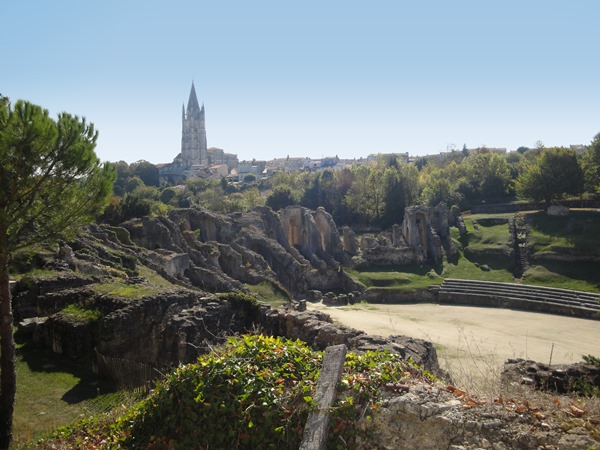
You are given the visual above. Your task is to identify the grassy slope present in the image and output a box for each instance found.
[524,210,600,292]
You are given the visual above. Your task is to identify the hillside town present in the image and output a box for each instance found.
[157,83,586,186]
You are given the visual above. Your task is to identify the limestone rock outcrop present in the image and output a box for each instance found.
[120,206,360,298]
[358,203,452,267]
[502,358,600,394]
[14,275,442,376]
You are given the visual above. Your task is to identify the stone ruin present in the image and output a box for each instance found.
[356,203,452,267]
[279,206,346,265]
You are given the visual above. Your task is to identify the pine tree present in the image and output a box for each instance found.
[0,99,115,448]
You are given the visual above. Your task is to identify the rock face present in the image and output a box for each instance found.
[502,359,600,395]
[359,203,452,267]
[121,206,360,298]
[369,382,600,449]
[14,277,442,377]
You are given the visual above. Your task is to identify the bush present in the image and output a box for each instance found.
[120,336,431,449]
[40,335,431,449]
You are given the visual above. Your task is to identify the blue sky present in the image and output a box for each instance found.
[2,0,599,164]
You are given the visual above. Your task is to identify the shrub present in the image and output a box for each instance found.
[39,335,428,449]
[115,336,421,449]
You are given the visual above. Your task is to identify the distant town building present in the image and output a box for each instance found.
[237,160,266,181]
[159,83,238,184]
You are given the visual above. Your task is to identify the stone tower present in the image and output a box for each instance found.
[181,82,207,167]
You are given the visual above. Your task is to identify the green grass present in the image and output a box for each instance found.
[244,281,289,306]
[527,210,600,253]
[60,304,102,323]
[136,265,179,289]
[523,264,600,293]
[9,269,63,282]
[442,252,514,283]
[12,338,129,447]
[346,265,443,292]
[91,282,164,300]
[462,216,511,252]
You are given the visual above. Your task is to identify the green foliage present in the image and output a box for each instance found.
[464,152,513,199]
[583,132,600,193]
[421,176,463,207]
[91,282,162,299]
[124,176,145,193]
[42,335,422,449]
[217,291,262,318]
[244,281,290,306]
[130,160,159,187]
[159,187,177,204]
[0,99,116,252]
[344,165,386,224]
[0,99,116,448]
[115,335,321,449]
[243,173,257,183]
[516,147,584,205]
[60,304,102,323]
[266,186,298,210]
[8,245,55,274]
[583,355,600,368]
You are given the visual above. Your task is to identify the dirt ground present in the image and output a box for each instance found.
[308,302,600,392]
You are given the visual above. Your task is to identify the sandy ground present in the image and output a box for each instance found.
[308,302,600,390]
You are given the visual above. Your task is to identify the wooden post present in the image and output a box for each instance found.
[300,344,347,450]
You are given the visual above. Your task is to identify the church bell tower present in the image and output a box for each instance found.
[181,82,207,167]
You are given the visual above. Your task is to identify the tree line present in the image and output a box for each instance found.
[104,135,600,229]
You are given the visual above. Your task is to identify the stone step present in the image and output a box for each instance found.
[440,281,600,300]
[441,279,600,301]
[439,279,600,314]
[438,291,600,318]
[439,287,600,310]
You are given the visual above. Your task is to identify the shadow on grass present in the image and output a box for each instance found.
[15,336,119,405]
[524,261,600,293]
[527,210,600,248]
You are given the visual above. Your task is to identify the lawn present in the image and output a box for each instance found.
[527,210,600,253]
[346,265,443,292]
[12,338,136,447]
[244,280,289,306]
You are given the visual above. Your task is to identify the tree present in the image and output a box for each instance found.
[243,173,257,184]
[130,160,159,187]
[516,147,584,206]
[266,186,297,211]
[463,153,512,200]
[159,187,177,204]
[583,132,600,193]
[0,100,115,448]
[344,165,386,225]
[421,176,463,207]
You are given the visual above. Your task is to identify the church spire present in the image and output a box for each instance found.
[187,81,201,114]
[181,82,207,167]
